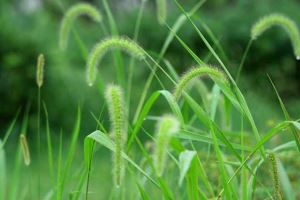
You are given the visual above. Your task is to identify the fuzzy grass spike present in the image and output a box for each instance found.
[105,84,127,187]
[59,3,102,50]
[251,14,300,59]
[36,54,44,88]
[268,153,282,200]
[173,65,227,100]
[86,37,145,86]
[20,134,30,166]
[154,115,179,176]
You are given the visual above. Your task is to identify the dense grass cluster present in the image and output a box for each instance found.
[1,0,300,200]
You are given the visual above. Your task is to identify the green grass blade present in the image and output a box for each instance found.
[43,102,54,182]
[178,150,196,186]
[128,90,184,151]
[268,75,300,151]
[9,105,30,200]
[0,139,5,200]
[247,158,264,200]
[277,157,295,200]
[85,130,159,187]
[61,108,81,190]
[56,132,63,200]
[218,120,295,197]
[1,108,21,148]
[136,183,151,200]
[102,0,125,86]
[170,0,265,157]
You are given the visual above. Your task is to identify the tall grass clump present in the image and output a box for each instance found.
[173,65,227,100]
[153,115,179,176]
[251,13,300,59]
[86,37,145,86]
[20,134,30,166]
[59,3,102,50]
[105,84,127,187]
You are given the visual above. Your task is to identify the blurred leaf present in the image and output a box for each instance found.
[178,150,196,186]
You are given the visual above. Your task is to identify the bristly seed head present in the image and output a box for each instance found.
[36,54,44,88]
[20,134,30,166]
[251,13,300,59]
[268,153,282,200]
[86,36,146,86]
[105,84,127,187]
[173,65,228,100]
[153,114,179,177]
[59,3,102,50]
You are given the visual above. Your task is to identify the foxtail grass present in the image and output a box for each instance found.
[251,13,300,59]
[59,3,102,50]
[105,84,127,187]
[20,134,30,166]
[153,115,179,176]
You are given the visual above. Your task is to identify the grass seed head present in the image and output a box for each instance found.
[36,54,45,88]
[268,153,282,200]
[59,3,102,50]
[251,13,300,59]
[173,65,227,100]
[105,84,127,187]
[154,114,179,176]
[20,134,30,166]
[86,36,146,86]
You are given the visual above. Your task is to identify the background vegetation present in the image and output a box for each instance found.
[0,0,300,199]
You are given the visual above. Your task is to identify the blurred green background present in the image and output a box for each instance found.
[1,0,300,137]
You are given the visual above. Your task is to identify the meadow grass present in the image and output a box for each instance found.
[1,0,300,200]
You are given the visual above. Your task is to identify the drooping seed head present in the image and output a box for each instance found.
[153,115,179,176]
[105,84,127,187]
[20,134,30,166]
[173,65,227,100]
[36,54,44,88]
[156,0,167,25]
[86,37,146,86]
[251,13,300,59]
[59,3,102,50]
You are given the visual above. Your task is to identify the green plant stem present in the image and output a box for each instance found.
[127,0,146,113]
[235,39,253,83]
[37,87,41,200]
[85,141,95,200]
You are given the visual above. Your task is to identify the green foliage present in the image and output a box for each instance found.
[0,0,300,199]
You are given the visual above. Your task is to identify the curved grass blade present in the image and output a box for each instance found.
[84,130,159,187]
[218,120,296,197]
[170,0,265,157]
[1,108,21,148]
[277,157,295,200]
[128,90,184,151]
[178,150,196,186]
[268,75,300,151]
